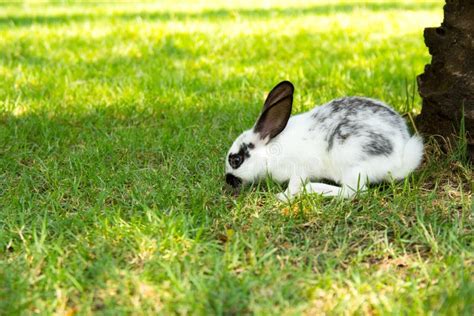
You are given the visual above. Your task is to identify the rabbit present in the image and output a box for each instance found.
[225,81,424,201]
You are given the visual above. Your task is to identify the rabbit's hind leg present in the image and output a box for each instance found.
[305,171,368,198]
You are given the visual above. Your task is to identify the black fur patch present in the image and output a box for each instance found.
[329,97,398,117]
[313,97,404,153]
[311,111,329,123]
[363,132,393,156]
[228,143,254,169]
[240,143,252,158]
[327,119,361,151]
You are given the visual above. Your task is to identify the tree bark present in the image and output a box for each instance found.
[416,0,474,161]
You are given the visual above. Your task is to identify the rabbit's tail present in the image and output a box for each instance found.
[393,135,424,179]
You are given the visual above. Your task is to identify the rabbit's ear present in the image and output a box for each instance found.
[254,81,294,140]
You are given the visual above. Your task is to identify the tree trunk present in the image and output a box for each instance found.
[416,0,474,161]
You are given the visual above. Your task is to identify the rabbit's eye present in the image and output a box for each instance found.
[229,154,243,169]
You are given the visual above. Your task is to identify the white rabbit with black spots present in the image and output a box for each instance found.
[225,81,423,201]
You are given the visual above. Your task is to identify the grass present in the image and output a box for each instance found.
[0,0,472,315]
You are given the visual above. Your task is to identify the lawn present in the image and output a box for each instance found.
[0,0,472,315]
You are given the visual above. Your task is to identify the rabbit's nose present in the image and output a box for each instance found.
[225,173,242,188]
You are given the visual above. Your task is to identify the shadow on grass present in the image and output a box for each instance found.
[0,2,441,27]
